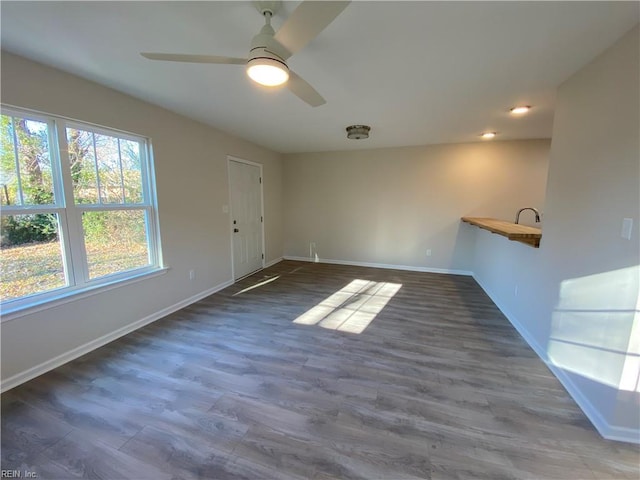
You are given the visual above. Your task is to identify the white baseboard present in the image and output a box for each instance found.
[602,425,640,444]
[0,279,233,393]
[473,274,640,445]
[283,256,473,276]
[265,257,284,268]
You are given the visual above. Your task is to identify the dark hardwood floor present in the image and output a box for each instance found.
[2,260,639,479]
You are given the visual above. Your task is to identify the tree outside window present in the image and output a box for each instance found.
[0,109,161,311]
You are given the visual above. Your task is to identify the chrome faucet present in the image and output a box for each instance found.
[515,207,541,224]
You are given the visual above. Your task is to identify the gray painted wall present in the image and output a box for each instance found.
[283,140,550,272]
[1,52,284,385]
[471,25,639,441]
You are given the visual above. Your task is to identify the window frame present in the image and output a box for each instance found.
[1,105,164,318]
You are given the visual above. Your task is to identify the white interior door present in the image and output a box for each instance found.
[229,158,264,280]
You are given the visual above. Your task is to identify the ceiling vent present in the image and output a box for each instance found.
[346,125,371,140]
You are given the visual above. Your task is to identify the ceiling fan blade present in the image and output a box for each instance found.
[273,1,350,58]
[141,53,246,65]
[288,71,326,107]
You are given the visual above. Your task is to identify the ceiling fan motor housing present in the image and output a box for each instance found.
[246,13,290,85]
[248,18,288,65]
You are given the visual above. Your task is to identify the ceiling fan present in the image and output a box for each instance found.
[141,0,350,107]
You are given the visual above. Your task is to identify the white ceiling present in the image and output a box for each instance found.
[1,1,638,153]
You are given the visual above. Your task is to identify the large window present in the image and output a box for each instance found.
[1,107,162,314]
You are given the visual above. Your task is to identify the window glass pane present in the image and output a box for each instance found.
[83,210,150,280]
[67,127,98,204]
[0,116,19,206]
[17,119,54,205]
[0,213,66,301]
[120,139,143,203]
[95,133,124,204]
[1,115,54,206]
[67,128,144,206]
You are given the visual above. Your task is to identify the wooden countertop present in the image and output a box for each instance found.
[461,217,542,248]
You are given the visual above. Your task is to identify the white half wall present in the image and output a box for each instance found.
[0,52,283,386]
[283,140,550,272]
[471,25,640,443]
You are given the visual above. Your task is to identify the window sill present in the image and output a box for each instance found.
[1,266,170,323]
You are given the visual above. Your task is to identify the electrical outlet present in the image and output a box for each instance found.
[514,285,519,297]
[189,269,195,281]
[426,249,432,257]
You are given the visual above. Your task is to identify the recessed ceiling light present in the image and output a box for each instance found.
[510,106,531,115]
[481,132,496,139]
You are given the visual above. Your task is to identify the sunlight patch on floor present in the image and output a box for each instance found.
[293,279,402,334]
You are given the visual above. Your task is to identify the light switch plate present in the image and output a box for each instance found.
[621,218,633,240]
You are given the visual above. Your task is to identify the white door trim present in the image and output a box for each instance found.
[227,155,266,281]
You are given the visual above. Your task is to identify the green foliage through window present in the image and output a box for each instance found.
[1,109,160,309]
[2,213,58,246]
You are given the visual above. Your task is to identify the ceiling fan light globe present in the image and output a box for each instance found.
[246,58,289,86]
